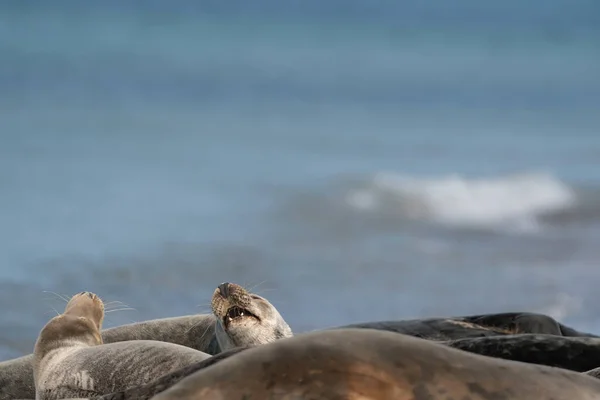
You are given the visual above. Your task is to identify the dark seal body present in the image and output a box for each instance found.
[152,329,600,400]
[444,333,600,372]
[338,312,598,340]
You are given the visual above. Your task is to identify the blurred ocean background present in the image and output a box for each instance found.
[1,0,599,360]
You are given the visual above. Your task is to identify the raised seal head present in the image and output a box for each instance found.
[33,292,105,381]
[211,282,292,350]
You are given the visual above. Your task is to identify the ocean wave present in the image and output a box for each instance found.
[344,171,578,233]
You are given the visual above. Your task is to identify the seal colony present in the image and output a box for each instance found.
[0,282,293,400]
[151,329,600,400]
[1,282,600,399]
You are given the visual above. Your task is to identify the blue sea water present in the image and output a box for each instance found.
[1,0,599,359]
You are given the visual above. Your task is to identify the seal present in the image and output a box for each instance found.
[95,347,251,400]
[33,291,212,400]
[0,282,290,400]
[337,312,598,340]
[211,282,293,351]
[443,333,600,372]
[151,328,600,400]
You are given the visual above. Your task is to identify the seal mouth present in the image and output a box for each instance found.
[223,306,259,329]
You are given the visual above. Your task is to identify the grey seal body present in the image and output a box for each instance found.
[152,328,600,400]
[0,356,35,399]
[0,315,216,400]
[95,346,250,400]
[100,315,220,354]
[35,340,211,400]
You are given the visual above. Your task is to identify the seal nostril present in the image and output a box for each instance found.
[87,292,94,299]
[218,282,230,299]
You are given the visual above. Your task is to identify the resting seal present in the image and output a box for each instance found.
[94,347,251,400]
[337,312,598,340]
[211,282,292,351]
[33,291,212,400]
[152,328,600,400]
[443,333,600,372]
[0,282,290,400]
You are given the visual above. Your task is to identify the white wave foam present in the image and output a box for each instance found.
[345,172,577,233]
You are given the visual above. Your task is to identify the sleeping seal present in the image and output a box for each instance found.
[443,333,600,372]
[152,328,600,400]
[337,312,598,340]
[0,282,290,400]
[33,291,211,399]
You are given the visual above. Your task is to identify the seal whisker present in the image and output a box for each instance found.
[196,304,212,312]
[42,291,71,303]
[104,307,137,313]
[104,301,130,307]
[197,320,215,342]
[47,306,60,316]
[104,302,136,312]
[185,317,211,335]
[253,288,278,296]
[244,280,269,293]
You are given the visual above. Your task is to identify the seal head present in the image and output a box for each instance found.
[34,291,104,366]
[211,282,292,350]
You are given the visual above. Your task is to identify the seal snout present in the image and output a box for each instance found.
[218,282,231,299]
[211,282,261,330]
